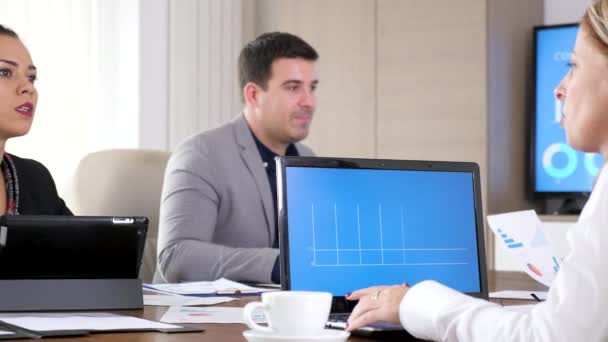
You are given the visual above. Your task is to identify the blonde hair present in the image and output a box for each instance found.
[584,0,608,53]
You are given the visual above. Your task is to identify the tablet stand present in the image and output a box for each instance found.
[0,279,142,311]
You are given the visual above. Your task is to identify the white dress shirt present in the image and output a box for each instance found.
[399,166,608,342]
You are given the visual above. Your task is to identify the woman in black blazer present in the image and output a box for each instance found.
[0,25,71,215]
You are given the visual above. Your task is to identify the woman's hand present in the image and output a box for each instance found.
[345,284,410,331]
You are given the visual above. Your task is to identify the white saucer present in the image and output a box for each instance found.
[243,329,350,342]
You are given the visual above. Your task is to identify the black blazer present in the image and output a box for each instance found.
[10,154,72,215]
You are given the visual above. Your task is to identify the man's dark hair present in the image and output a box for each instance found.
[0,24,18,38]
[238,32,318,99]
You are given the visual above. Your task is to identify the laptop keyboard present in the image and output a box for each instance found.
[326,312,406,332]
[326,313,349,330]
[329,313,350,322]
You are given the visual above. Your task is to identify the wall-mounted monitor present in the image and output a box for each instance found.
[532,24,604,207]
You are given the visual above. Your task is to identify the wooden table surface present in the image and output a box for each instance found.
[40,271,547,341]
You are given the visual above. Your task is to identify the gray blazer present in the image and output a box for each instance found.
[156,115,314,283]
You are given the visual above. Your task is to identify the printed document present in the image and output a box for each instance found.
[144,294,236,307]
[0,312,180,332]
[489,290,548,301]
[144,278,275,295]
[487,210,561,287]
[160,306,266,324]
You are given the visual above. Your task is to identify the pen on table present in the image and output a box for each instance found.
[530,293,542,302]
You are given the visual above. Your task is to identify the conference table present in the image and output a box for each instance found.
[46,271,547,342]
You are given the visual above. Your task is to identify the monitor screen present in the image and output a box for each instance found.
[533,24,604,193]
[284,166,482,296]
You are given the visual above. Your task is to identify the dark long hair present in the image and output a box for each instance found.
[0,24,18,38]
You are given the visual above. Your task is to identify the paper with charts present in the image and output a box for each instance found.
[487,210,560,287]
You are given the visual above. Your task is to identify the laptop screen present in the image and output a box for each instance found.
[277,157,487,299]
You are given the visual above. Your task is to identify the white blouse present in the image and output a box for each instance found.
[399,166,608,342]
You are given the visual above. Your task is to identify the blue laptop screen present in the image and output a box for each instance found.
[285,167,481,296]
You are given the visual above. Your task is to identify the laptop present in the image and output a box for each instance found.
[0,215,148,279]
[276,157,488,338]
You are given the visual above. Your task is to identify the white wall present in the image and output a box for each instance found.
[0,0,171,199]
[169,0,243,150]
[0,0,142,195]
[544,0,587,24]
[139,0,169,150]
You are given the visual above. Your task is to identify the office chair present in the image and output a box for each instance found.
[64,149,171,283]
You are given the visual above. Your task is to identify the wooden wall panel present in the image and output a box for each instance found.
[376,0,490,266]
[376,0,487,167]
[488,0,544,270]
[247,0,546,269]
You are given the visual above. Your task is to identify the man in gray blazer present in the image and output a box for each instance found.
[156,32,318,284]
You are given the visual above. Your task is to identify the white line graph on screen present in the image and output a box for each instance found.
[309,203,470,267]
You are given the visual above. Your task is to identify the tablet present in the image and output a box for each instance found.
[0,215,148,279]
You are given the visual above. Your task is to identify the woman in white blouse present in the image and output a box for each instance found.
[346,1,608,341]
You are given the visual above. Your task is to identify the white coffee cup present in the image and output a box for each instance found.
[243,291,332,336]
